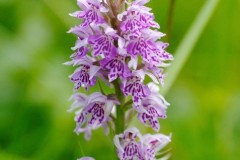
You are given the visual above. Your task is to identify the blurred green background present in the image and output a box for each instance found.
[0,0,239,159]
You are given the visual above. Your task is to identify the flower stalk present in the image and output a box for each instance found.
[166,0,176,42]
[113,79,125,134]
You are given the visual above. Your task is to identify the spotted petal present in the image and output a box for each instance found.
[88,34,117,58]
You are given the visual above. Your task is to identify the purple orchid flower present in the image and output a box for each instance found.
[100,54,131,82]
[88,24,118,58]
[136,83,170,131]
[66,56,100,91]
[121,70,150,106]
[118,0,159,34]
[70,0,108,27]
[114,127,171,160]
[69,92,119,140]
[114,127,144,160]
[141,133,171,160]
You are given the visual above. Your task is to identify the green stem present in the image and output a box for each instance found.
[123,99,133,111]
[113,80,125,134]
[162,0,219,95]
[166,0,176,42]
[116,105,125,134]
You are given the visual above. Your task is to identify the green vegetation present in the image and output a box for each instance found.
[0,0,239,159]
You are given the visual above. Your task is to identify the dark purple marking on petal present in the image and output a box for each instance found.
[71,46,88,60]
[78,9,105,27]
[101,55,128,81]
[137,105,166,131]
[123,142,144,160]
[89,35,117,58]
[75,112,86,125]
[123,76,150,104]
[127,37,155,62]
[120,11,159,33]
[138,112,159,131]
[87,103,105,125]
[70,65,97,91]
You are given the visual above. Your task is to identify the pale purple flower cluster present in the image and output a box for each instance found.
[66,0,173,159]
[114,127,171,160]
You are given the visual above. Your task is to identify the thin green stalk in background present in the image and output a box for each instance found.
[166,0,176,42]
[162,0,219,95]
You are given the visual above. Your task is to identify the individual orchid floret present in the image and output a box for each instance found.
[126,33,170,68]
[155,42,173,61]
[114,127,144,160]
[143,65,166,86]
[141,133,171,160]
[70,0,108,27]
[68,25,92,51]
[126,35,162,67]
[114,127,171,160]
[121,70,150,106]
[137,102,166,132]
[70,45,89,61]
[68,26,92,60]
[135,82,169,131]
[69,24,104,59]
[77,157,95,160]
[70,64,100,91]
[69,92,119,140]
[65,56,101,91]
[151,67,166,86]
[100,54,131,82]
[126,35,154,56]
[88,25,118,58]
[118,1,159,34]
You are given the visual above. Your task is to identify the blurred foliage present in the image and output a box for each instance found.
[0,0,240,160]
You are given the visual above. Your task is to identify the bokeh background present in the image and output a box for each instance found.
[0,0,239,159]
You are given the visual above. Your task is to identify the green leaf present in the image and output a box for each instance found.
[162,0,220,95]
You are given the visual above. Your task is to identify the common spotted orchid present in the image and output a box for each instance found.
[66,0,174,159]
